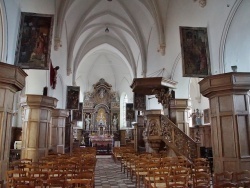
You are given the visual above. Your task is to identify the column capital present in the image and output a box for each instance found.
[20,95,58,109]
[52,109,69,117]
[0,62,27,91]
[169,98,191,109]
[199,72,250,97]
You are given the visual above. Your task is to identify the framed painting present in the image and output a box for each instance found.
[72,103,83,121]
[203,108,210,124]
[15,12,54,69]
[66,86,80,109]
[126,103,135,121]
[179,26,211,77]
[133,93,146,111]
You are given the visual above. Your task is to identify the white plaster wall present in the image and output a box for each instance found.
[3,0,250,116]
[224,0,250,72]
[4,0,20,64]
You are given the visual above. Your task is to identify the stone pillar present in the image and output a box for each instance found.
[169,99,191,135]
[50,109,69,154]
[20,95,58,162]
[0,62,27,181]
[199,72,250,173]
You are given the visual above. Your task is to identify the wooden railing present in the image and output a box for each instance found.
[160,115,199,162]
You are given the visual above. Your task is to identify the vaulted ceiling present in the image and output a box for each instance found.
[54,0,168,94]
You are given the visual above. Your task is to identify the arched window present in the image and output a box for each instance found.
[119,92,128,128]
[123,94,128,127]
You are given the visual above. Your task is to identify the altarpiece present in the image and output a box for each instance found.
[82,78,120,136]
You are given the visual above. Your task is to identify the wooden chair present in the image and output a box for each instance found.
[193,172,211,188]
[234,170,250,187]
[150,168,171,188]
[12,177,37,188]
[215,182,238,188]
[134,160,148,188]
[47,171,66,180]
[166,174,189,188]
[66,179,92,188]
[75,171,95,188]
[144,162,162,188]
[16,185,35,188]
[214,171,234,188]
[46,178,66,188]
[27,171,48,187]
[6,170,27,188]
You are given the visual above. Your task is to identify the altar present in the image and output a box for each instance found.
[89,135,113,154]
[89,135,113,147]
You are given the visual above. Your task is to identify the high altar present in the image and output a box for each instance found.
[82,78,120,147]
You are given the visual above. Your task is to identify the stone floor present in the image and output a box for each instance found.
[94,155,136,188]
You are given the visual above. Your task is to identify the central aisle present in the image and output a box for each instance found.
[95,155,136,188]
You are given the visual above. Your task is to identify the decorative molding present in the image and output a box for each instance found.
[54,37,61,51]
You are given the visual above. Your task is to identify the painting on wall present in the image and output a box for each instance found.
[15,12,54,69]
[133,93,146,111]
[179,27,211,77]
[126,103,135,121]
[66,86,80,110]
[72,103,83,121]
[203,108,210,124]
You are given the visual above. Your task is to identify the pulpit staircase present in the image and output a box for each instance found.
[159,115,199,162]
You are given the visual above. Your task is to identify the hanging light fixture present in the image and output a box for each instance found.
[105,27,109,33]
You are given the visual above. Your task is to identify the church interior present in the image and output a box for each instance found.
[0,0,250,187]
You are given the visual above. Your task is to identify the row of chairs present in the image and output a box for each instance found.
[214,170,250,188]
[119,150,211,188]
[6,147,97,188]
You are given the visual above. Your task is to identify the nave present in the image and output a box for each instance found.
[95,156,136,188]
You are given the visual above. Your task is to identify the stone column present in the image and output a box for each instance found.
[169,99,191,135]
[20,95,58,162]
[199,72,250,173]
[0,62,27,181]
[50,109,69,154]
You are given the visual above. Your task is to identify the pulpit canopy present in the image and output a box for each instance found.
[130,77,177,95]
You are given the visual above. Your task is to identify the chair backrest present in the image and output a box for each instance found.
[215,182,238,188]
[151,168,170,188]
[46,178,66,188]
[166,174,189,188]
[193,172,211,188]
[214,171,234,187]
[234,170,250,187]
[66,179,92,188]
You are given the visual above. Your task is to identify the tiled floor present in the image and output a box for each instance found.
[95,155,136,188]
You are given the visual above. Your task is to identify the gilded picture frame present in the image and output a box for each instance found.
[66,86,80,110]
[179,26,211,77]
[15,12,54,69]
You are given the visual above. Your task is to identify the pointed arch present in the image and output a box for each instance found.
[0,0,7,62]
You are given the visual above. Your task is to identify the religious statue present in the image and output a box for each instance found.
[112,115,118,131]
[50,63,60,89]
[99,88,105,99]
[190,109,203,126]
[85,114,91,130]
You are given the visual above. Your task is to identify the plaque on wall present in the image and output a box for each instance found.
[72,103,82,121]
[66,86,80,109]
[133,93,146,111]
